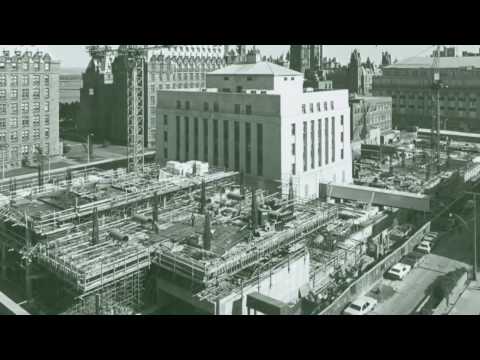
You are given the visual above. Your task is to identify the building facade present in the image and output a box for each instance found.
[372,56,480,131]
[60,69,82,104]
[79,45,226,147]
[289,45,323,75]
[348,49,377,96]
[349,95,392,142]
[0,50,60,170]
[156,56,352,199]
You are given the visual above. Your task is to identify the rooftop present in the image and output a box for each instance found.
[209,61,302,76]
[387,56,480,69]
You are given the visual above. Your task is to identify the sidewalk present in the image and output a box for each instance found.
[449,280,480,315]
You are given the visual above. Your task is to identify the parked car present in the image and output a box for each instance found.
[423,232,439,246]
[416,241,432,254]
[400,252,424,268]
[386,263,412,280]
[343,296,378,315]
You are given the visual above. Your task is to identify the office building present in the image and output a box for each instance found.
[372,56,480,131]
[156,51,352,199]
[349,95,392,142]
[79,45,226,147]
[0,49,60,171]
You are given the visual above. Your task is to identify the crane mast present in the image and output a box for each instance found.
[86,45,170,173]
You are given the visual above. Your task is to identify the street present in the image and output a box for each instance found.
[367,215,474,315]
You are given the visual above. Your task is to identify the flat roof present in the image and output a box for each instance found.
[418,128,480,139]
[386,56,480,69]
[209,61,302,76]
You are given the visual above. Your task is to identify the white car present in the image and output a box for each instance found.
[417,241,432,254]
[343,296,378,315]
[387,263,412,280]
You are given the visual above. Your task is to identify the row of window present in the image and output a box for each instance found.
[0,74,50,87]
[150,72,205,82]
[163,115,263,176]
[0,143,49,161]
[0,88,49,100]
[175,100,252,115]
[0,115,49,129]
[393,103,477,112]
[0,102,50,115]
[302,100,335,114]
[0,61,51,72]
[0,128,48,142]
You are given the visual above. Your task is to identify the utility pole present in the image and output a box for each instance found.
[465,191,479,281]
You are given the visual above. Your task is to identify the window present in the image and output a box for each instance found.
[330,101,334,110]
[303,121,307,172]
[194,118,199,160]
[223,120,229,168]
[0,118,5,129]
[331,117,335,163]
[22,102,29,114]
[247,76,252,81]
[245,105,252,115]
[22,117,29,127]
[184,117,190,158]
[10,89,17,100]
[292,163,296,175]
[257,123,263,176]
[44,75,49,86]
[33,129,40,139]
[0,104,6,115]
[23,62,28,71]
[341,149,344,160]
[22,130,29,141]
[245,123,251,173]
[318,119,322,167]
[33,88,40,99]
[234,104,241,114]
[234,121,240,171]
[204,102,209,111]
[316,102,321,112]
[302,104,306,114]
[213,102,219,112]
[10,131,18,142]
[203,118,209,161]
[324,102,328,111]
[33,115,40,126]
[341,132,344,143]
[10,117,18,128]
[33,102,40,112]
[291,123,296,136]
[310,120,315,169]
[340,115,344,125]
[44,103,49,112]
[22,75,29,86]
[164,131,168,142]
[11,75,17,87]
[0,75,5,87]
[310,103,314,113]
[284,77,288,81]
[185,101,190,110]
[22,89,29,99]
[0,132,5,142]
[33,75,40,86]
[224,76,229,80]
[213,119,219,166]
[0,90,5,100]
[22,145,29,155]
[325,118,329,165]
[176,100,181,109]
[176,116,181,160]
[45,62,50,71]
[292,143,296,155]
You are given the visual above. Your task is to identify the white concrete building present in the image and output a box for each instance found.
[156,55,352,199]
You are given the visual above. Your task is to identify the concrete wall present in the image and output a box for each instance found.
[319,221,431,315]
[217,252,310,315]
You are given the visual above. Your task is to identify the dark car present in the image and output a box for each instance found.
[400,251,425,268]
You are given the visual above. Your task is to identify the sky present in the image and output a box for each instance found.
[2,45,480,70]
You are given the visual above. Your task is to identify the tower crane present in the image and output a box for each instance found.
[430,45,448,173]
[86,45,174,173]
